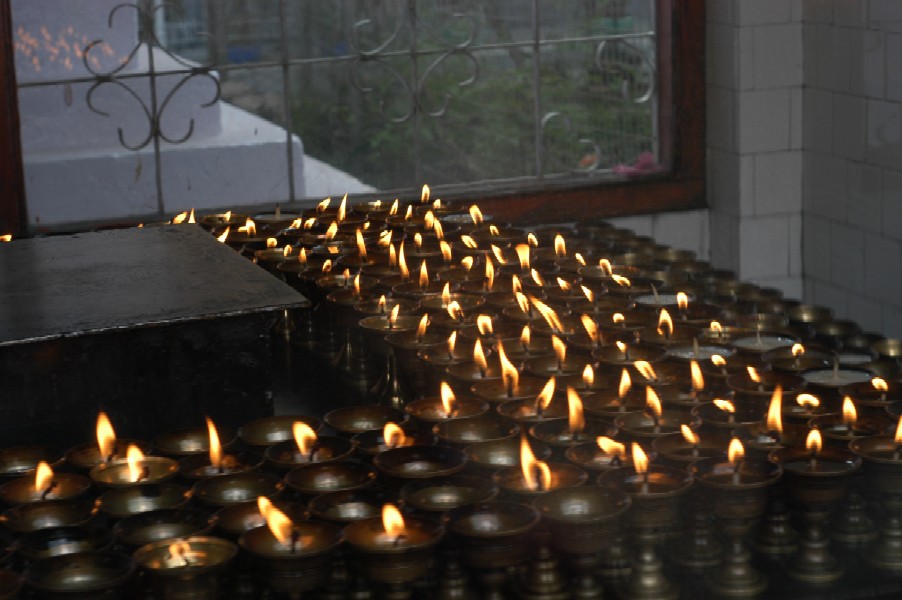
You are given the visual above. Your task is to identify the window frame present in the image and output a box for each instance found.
[0,0,704,235]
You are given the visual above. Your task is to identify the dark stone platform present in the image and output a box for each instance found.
[0,225,308,448]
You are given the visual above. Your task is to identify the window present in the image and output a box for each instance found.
[0,0,703,234]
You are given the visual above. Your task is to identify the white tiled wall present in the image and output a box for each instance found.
[800,0,902,337]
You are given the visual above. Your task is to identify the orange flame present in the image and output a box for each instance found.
[237,218,257,236]
[34,461,53,493]
[258,496,295,547]
[447,331,458,355]
[581,315,599,344]
[613,313,625,324]
[873,377,889,392]
[488,225,500,237]
[379,230,393,247]
[645,387,662,418]
[461,235,478,249]
[477,315,494,336]
[631,444,648,475]
[434,220,445,241]
[126,444,145,483]
[389,304,401,328]
[414,232,424,251]
[421,184,431,203]
[537,377,556,410]
[520,325,531,348]
[96,412,116,459]
[283,245,293,257]
[217,227,230,243]
[574,253,586,266]
[447,301,463,321]
[491,245,507,265]
[172,211,188,224]
[554,234,566,257]
[169,541,192,563]
[616,341,627,355]
[440,382,456,416]
[714,399,735,413]
[767,385,783,434]
[293,422,318,456]
[440,241,452,262]
[266,237,278,248]
[516,244,530,271]
[657,309,673,338]
[796,394,820,409]
[552,335,567,365]
[581,286,594,303]
[681,424,700,445]
[390,199,400,216]
[728,438,745,465]
[441,283,452,307]
[806,429,822,455]
[895,416,902,445]
[324,222,339,242]
[206,417,222,470]
[460,256,474,272]
[619,369,632,398]
[792,344,805,357]
[711,354,726,367]
[498,341,519,394]
[337,195,347,223]
[747,367,761,383]
[469,205,484,227]
[597,437,625,458]
[582,364,595,387]
[377,295,387,313]
[323,259,334,273]
[316,198,331,213]
[611,274,631,287]
[418,262,430,288]
[404,205,414,221]
[530,269,546,287]
[473,339,488,373]
[634,361,657,382]
[710,321,723,334]
[527,233,539,247]
[598,259,613,277]
[520,436,552,491]
[531,297,563,332]
[567,387,585,433]
[842,397,857,428]
[383,423,407,449]
[356,229,367,261]
[484,259,495,290]
[516,292,531,314]
[690,361,704,391]
[677,292,689,311]
[398,243,409,279]
[382,503,406,538]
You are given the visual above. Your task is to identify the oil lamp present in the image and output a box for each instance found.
[345,503,444,597]
[529,387,617,452]
[769,428,862,583]
[191,472,284,509]
[404,381,490,428]
[690,438,782,597]
[801,362,872,402]
[400,474,499,513]
[239,497,344,598]
[762,343,833,374]
[841,376,902,417]
[0,461,90,505]
[114,508,213,549]
[444,501,540,600]
[16,525,114,561]
[265,421,355,472]
[651,427,729,467]
[691,397,768,435]
[178,418,262,479]
[284,461,376,500]
[0,446,61,481]
[463,436,552,477]
[0,497,97,534]
[352,422,436,460]
[238,414,324,449]
[593,341,667,367]
[432,416,519,448]
[98,483,191,519]
[323,405,408,436]
[565,435,655,474]
[373,444,468,490]
[614,386,702,441]
[492,435,587,500]
[308,488,397,525]
[152,424,237,458]
[731,330,799,354]
[64,411,152,471]
[534,485,632,599]
[599,444,693,600]
[90,444,179,488]
[495,376,570,425]
[24,552,135,599]
[134,536,239,600]
[811,396,893,445]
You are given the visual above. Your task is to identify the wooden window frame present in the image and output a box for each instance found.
[0,0,704,235]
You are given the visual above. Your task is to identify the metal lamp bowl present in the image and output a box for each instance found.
[238,415,324,448]
[98,483,191,519]
[114,508,214,548]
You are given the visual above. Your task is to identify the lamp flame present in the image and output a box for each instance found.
[356,229,367,261]
[489,225,500,236]
[531,297,563,333]
[710,321,723,334]
[520,325,531,348]
[266,238,278,248]
[657,309,673,338]
[237,218,257,236]
[806,429,822,455]
[390,199,400,216]
[258,497,295,547]
[677,292,689,311]
[554,235,566,257]
[631,444,648,475]
[441,283,452,308]
[473,339,488,373]
[619,369,632,398]
[873,377,889,392]
[766,385,783,434]
[728,438,745,466]
[206,417,223,470]
[337,194,347,223]
[575,253,586,266]
[581,286,594,303]
[469,205,484,227]
[567,387,585,433]
[520,436,552,492]
[404,205,413,221]
[895,416,902,445]
[440,241,452,262]
[324,222,339,242]
[527,233,539,247]
[582,364,595,387]
[440,382,456,417]
[842,397,857,428]
[418,262,429,288]
[690,361,704,391]
[383,423,407,449]
[316,198,331,213]
[398,243,409,280]
[516,292,531,315]
[498,341,519,395]
[434,220,444,240]
[447,301,463,320]
[217,227,230,243]
[797,394,820,408]
[530,269,546,287]
[96,412,116,459]
[681,425,700,445]
[613,313,625,324]
[611,274,631,287]
[283,245,293,257]
[421,184,431,203]
[747,367,761,383]
[126,444,145,482]
[597,437,625,458]
[389,304,401,328]
[378,295,387,313]
[34,461,53,493]
[792,344,805,357]
[634,361,657,382]
[581,315,599,344]
[491,245,507,265]
[379,230,393,247]
[476,315,494,336]
[552,335,567,365]
[537,377,555,411]
[447,331,458,355]
[512,274,522,294]
[714,399,735,413]
[646,387,663,418]
[460,257,474,271]
[461,235,477,249]
[598,259,613,277]
[321,260,333,273]
[414,232,423,251]
[293,422,318,456]
[172,211,188,224]
[711,354,726,367]
[516,244,530,271]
